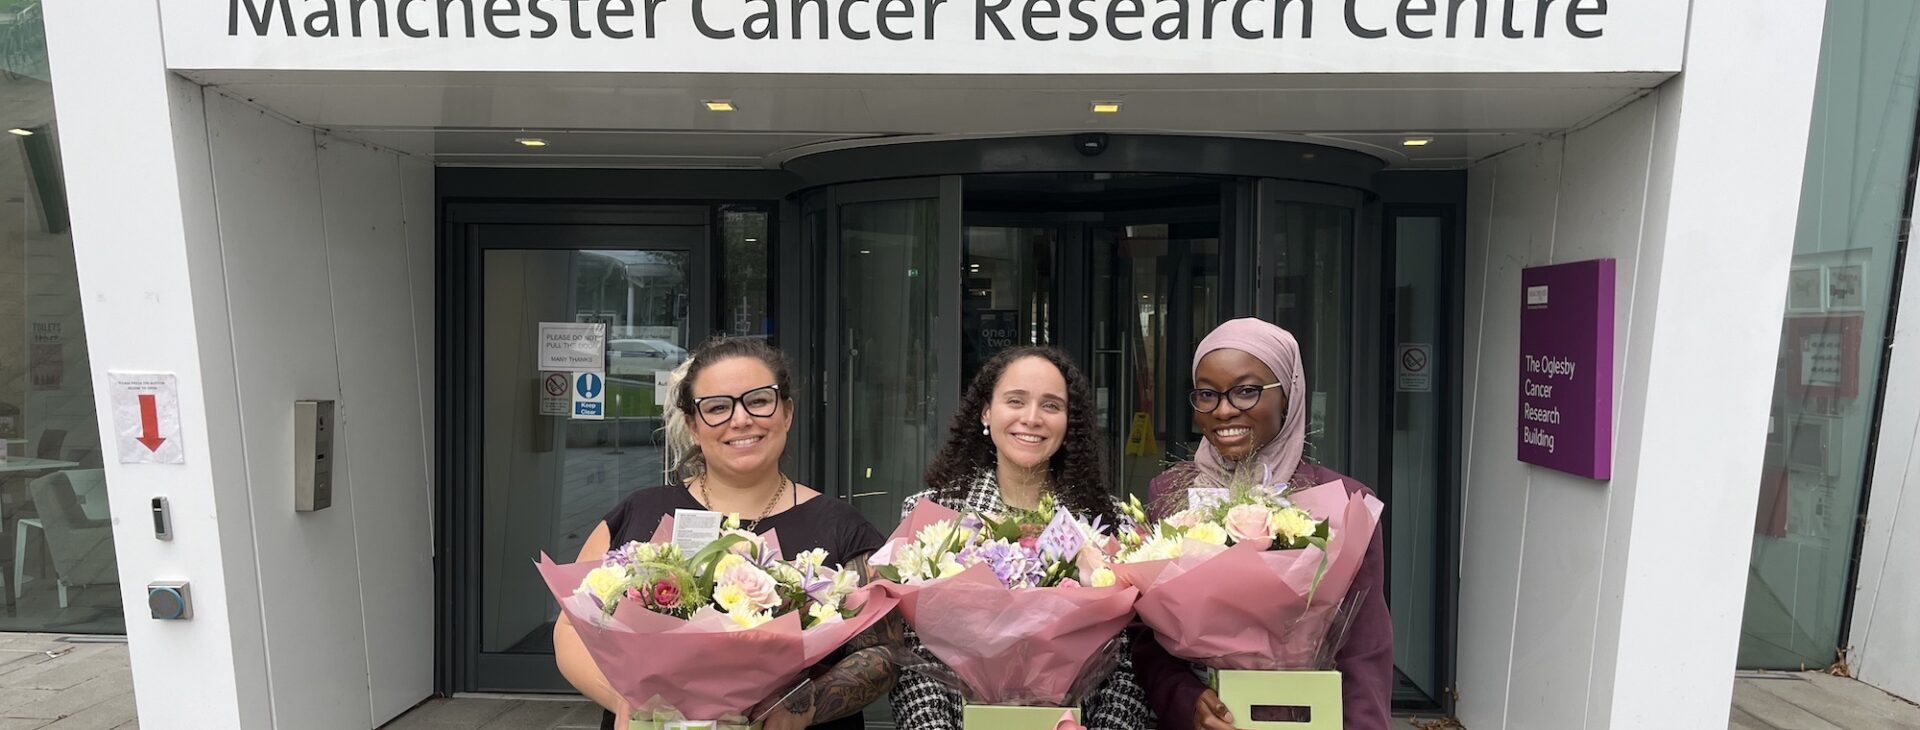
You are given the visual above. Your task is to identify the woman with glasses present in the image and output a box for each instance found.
[890,345,1153,730]
[554,336,902,730]
[1131,318,1393,730]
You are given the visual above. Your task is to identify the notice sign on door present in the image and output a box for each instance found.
[1518,259,1615,480]
[110,371,186,465]
[572,370,606,420]
[1397,343,1432,392]
[539,372,571,416]
[538,322,606,371]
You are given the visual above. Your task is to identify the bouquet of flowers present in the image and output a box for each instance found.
[875,494,1117,590]
[1110,464,1382,730]
[1114,477,1329,563]
[537,515,899,730]
[873,494,1138,729]
[576,519,864,630]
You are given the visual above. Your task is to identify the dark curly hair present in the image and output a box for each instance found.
[923,346,1115,524]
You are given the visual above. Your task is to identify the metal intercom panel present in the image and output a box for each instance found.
[295,400,335,512]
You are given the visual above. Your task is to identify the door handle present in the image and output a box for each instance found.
[850,491,891,499]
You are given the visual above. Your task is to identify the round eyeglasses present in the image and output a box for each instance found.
[691,384,782,427]
[1188,382,1284,414]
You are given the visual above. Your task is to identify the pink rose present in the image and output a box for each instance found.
[719,563,780,610]
[1165,509,1204,530]
[651,580,681,608]
[625,587,645,603]
[1018,535,1040,551]
[1057,578,1082,588]
[1224,504,1274,543]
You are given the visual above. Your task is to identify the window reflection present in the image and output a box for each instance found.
[1738,2,1920,670]
[0,5,122,633]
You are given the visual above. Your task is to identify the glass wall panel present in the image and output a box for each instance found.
[1739,0,1920,669]
[1389,215,1445,698]
[0,3,122,634]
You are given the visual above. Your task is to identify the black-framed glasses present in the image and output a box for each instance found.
[691,385,782,427]
[1189,382,1284,413]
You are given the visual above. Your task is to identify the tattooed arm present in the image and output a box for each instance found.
[765,554,905,729]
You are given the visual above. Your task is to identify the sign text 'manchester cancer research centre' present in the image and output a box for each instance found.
[1518,259,1614,480]
[172,1,1688,74]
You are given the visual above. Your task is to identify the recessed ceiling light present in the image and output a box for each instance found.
[860,249,872,254]
[704,100,737,112]
[1091,101,1123,114]
[1402,137,1434,147]
[515,137,549,147]
[7,128,32,137]
[743,238,758,242]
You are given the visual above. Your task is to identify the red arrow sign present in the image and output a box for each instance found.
[137,393,167,452]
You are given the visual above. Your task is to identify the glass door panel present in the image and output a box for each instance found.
[1091,222,1223,503]
[962,225,1057,380]
[473,224,704,690]
[838,188,948,534]
[1258,187,1359,475]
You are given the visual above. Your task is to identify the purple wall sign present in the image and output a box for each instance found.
[1518,259,1616,480]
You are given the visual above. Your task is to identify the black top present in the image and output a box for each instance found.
[598,484,887,730]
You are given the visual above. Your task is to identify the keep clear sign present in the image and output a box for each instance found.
[1517,259,1616,480]
[110,371,186,464]
[572,370,607,420]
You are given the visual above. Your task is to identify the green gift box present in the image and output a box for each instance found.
[1209,669,1343,730]
[961,704,1080,730]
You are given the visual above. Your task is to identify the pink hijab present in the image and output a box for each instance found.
[1191,317,1308,487]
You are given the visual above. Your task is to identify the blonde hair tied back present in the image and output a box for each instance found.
[661,359,704,482]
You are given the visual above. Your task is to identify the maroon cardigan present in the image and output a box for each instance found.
[1130,462,1394,730]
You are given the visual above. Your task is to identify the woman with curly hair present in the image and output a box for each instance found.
[888,345,1152,730]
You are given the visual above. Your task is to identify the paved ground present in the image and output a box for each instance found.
[7,633,1920,729]
[0,634,135,730]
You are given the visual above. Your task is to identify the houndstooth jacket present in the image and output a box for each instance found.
[888,476,1156,730]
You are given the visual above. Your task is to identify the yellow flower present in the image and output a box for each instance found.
[807,601,844,625]
[714,584,753,614]
[581,567,628,604]
[714,553,748,574]
[795,548,830,568]
[937,557,966,579]
[1271,508,1319,543]
[1186,522,1229,546]
[1090,567,1116,588]
[728,610,773,630]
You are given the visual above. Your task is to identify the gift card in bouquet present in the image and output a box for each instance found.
[671,509,725,553]
[1209,669,1343,730]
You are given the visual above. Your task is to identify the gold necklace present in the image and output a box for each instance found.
[700,474,791,531]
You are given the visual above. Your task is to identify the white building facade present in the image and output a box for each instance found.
[0,0,1909,727]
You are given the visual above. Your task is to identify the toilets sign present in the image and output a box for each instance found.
[165,0,1688,74]
[1518,259,1614,480]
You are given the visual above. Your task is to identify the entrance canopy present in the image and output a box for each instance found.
[164,0,1689,169]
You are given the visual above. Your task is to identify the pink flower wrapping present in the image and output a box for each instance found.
[878,499,1140,706]
[535,516,899,721]
[1109,480,1383,670]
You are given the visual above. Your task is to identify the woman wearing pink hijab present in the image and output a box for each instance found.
[1131,317,1394,730]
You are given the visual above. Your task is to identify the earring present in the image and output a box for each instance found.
[981,423,990,436]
